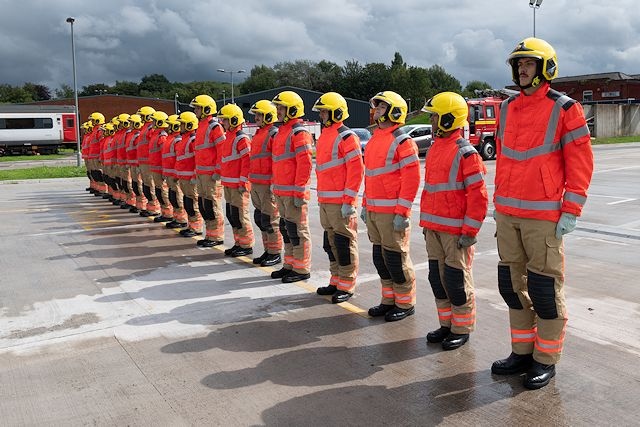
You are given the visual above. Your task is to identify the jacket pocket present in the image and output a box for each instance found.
[540,163,559,199]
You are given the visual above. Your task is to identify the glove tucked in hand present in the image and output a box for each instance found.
[393,214,410,231]
[555,212,577,239]
[360,209,367,223]
[293,197,306,208]
[238,185,247,194]
[458,234,477,248]
[341,203,356,218]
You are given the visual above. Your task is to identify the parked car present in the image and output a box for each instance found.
[399,124,433,156]
[352,128,372,152]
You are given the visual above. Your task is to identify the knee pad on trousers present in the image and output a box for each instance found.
[498,265,523,309]
[254,209,265,231]
[261,212,274,233]
[125,180,132,194]
[168,189,178,208]
[155,187,164,204]
[334,233,351,266]
[231,205,241,228]
[383,249,406,284]
[443,264,467,306]
[428,260,448,300]
[86,171,91,180]
[142,184,152,201]
[132,181,141,196]
[527,270,558,319]
[95,170,103,182]
[279,218,290,244]
[184,196,195,216]
[285,220,300,246]
[203,198,215,221]
[372,244,391,280]
[323,231,336,262]
[115,177,122,191]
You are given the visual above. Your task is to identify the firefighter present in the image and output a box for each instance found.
[174,111,202,237]
[420,92,488,350]
[126,114,146,214]
[99,122,116,202]
[218,104,254,257]
[136,106,160,217]
[106,117,123,205]
[269,91,314,283]
[148,111,174,223]
[491,37,594,389]
[81,121,93,192]
[115,113,136,209]
[191,94,226,248]
[163,114,189,229]
[363,91,420,322]
[312,92,364,303]
[87,112,106,195]
[248,100,283,267]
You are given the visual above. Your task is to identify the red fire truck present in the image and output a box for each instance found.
[464,96,503,160]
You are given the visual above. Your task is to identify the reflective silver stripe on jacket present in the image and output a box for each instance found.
[161,135,181,159]
[176,170,194,177]
[273,124,309,162]
[196,120,224,149]
[272,184,309,193]
[221,176,241,184]
[422,138,483,193]
[495,195,561,211]
[176,135,196,161]
[196,165,216,172]
[315,127,358,172]
[365,128,416,177]
[249,173,272,180]
[420,213,464,227]
[250,126,276,160]
[149,131,167,153]
[222,131,250,162]
[564,191,587,206]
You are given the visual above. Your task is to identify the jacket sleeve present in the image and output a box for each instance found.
[461,153,488,237]
[561,103,594,216]
[292,130,313,200]
[395,138,421,217]
[239,135,251,188]
[210,124,225,175]
[340,133,364,205]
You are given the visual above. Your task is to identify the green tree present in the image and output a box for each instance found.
[54,84,74,99]
[239,65,277,94]
[112,80,139,96]
[462,80,492,98]
[426,64,462,94]
[23,82,51,101]
[139,74,171,96]
[0,84,32,103]
[80,83,111,97]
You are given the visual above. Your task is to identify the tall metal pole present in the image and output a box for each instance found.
[533,7,536,37]
[67,17,81,167]
[231,72,235,103]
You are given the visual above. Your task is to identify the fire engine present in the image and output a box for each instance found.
[0,105,77,156]
[463,96,503,160]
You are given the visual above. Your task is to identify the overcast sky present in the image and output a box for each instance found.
[1,0,639,96]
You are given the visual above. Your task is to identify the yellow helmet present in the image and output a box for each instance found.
[312,92,349,126]
[167,114,181,133]
[117,113,131,129]
[103,123,115,136]
[369,91,407,124]
[136,106,156,122]
[178,111,199,131]
[82,121,92,130]
[129,114,143,129]
[111,116,120,126]
[217,104,245,128]
[507,37,558,88]
[151,111,169,129]
[248,100,277,126]
[422,92,468,136]
[88,112,105,125]
[272,90,304,121]
[189,94,217,117]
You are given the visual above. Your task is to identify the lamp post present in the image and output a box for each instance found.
[174,93,179,114]
[221,90,226,105]
[529,0,543,37]
[216,69,246,103]
[66,17,81,167]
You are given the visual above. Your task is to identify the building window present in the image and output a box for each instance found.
[583,90,593,102]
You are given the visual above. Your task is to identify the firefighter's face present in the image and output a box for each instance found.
[318,109,330,125]
[276,105,287,122]
[221,118,231,131]
[430,113,439,129]
[254,112,264,127]
[373,101,389,122]
[517,58,538,87]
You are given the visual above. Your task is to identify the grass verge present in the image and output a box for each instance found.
[0,166,87,181]
[591,135,640,145]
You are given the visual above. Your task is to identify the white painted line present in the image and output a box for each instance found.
[608,198,637,205]
[578,237,629,246]
[588,194,638,205]
[594,165,640,174]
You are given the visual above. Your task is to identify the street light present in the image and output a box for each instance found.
[66,17,81,167]
[529,0,543,37]
[216,68,246,103]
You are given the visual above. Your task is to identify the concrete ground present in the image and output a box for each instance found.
[0,143,639,426]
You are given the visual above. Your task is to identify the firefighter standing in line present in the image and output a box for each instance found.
[87,112,106,195]
[174,112,202,237]
[218,104,254,257]
[100,122,117,202]
[248,100,283,267]
[363,91,420,322]
[312,92,364,304]
[420,92,488,350]
[126,114,146,214]
[163,114,189,229]
[269,91,314,283]
[115,113,136,209]
[81,121,93,192]
[148,111,174,223]
[190,95,226,248]
[491,37,594,390]
[136,106,161,218]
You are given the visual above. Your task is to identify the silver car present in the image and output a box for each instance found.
[399,124,433,156]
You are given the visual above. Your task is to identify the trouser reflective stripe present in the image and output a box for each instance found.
[275,195,311,274]
[367,211,415,309]
[250,183,282,254]
[496,211,567,365]
[167,177,187,222]
[511,328,537,343]
[224,186,254,248]
[437,307,452,323]
[319,203,359,292]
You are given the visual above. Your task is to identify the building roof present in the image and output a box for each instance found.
[553,72,640,84]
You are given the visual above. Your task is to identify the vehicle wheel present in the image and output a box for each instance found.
[481,139,496,160]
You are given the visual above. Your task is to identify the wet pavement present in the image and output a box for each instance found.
[0,143,639,426]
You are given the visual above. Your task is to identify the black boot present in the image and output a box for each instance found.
[442,333,469,351]
[139,210,153,217]
[179,228,198,237]
[282,271,310,283]
[426,326,451,343]
[229,247,253,257]
[120,203,130,209]
[261,253,281,267]
[154,216,172,223]
[253,252,268,264]
[331,290,353,304]
[165,220,187,229]
[523,361,556,390]
[368,304,395,317]
[224,245,240,256]
[197,239,223,248]
[491,352,534,375]
[384,306,415,322]
[316,285,337,296]
[271,267,292,279]
[129,206,139,214]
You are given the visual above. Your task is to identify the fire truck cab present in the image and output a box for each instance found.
[464,97,502,160]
